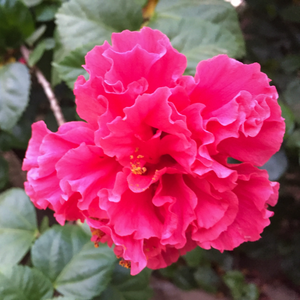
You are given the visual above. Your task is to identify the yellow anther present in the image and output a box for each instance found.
[119,259,131,269]
[131,164,147,175]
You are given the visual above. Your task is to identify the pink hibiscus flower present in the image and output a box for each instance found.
[22,27,285,275]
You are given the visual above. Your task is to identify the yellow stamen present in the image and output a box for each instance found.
[119,259,131,269]
[131,164,147,175]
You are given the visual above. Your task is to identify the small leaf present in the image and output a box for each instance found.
[0,188,38,266]
[39,216,49,234]
[96,265,152,300]
[28,41,47,67]
[55,0,143,52]
[26,25,47,46]
[0,265,53,300]
[32,224,117,299]
[0,155,9,189]
[28,38,55,67]
[0,62,30,131]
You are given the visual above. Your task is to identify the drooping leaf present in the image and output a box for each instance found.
[0,62,30,131]
[0,265,53,300]
[0,0,35,50]
[32,224,117,299]
[96,265,152,300]
[0,188,38,266]
[148,0,245,74]
[55,0,143,52]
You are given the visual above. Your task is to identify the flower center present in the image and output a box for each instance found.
[130,162,147,175]
[130,150,147,175]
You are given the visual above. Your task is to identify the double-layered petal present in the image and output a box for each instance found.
[23,27,285,275]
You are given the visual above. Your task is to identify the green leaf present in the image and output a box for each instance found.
[28,38,55,67]
[53,44,94,89]
[279,100,295,137]
[56,243,116,299]
[148,0,245,74]
[39,216,49,234]
[0,114,33,150]
[0,0,35,50]
[286,128,300,149]
[194,265,220,293]
[223,271,259,300]
[96,265,152,300]
[183,246,205,267]
[0,155,9,189]
[0,62,30,131]
[55,0,143,52]
[0,265,53,300]
[0,188,38,266]
[28,41,47,67]
[172,266,197,290]
[32,224,117,299]
[36,3,60,22]
[25,25,47,46]
[283,78,300,123]
[21,0,42,7]
[31,225,90,282]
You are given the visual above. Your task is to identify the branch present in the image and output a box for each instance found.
[20,45,65,127]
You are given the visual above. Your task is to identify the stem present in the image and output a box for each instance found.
[20,45,65,126]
